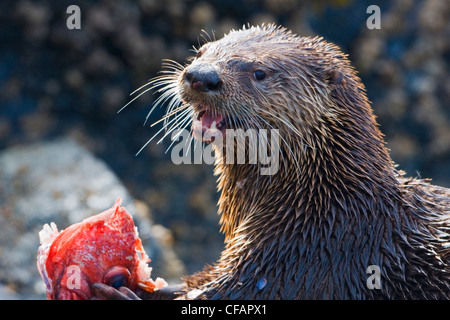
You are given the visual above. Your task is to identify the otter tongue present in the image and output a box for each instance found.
[193,110,225,142]
[200,110,223,129]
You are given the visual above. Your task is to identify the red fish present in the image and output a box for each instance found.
[37,198,167,300]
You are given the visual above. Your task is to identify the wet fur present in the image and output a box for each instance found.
[146,25,450,299]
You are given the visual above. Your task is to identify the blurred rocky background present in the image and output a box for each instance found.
[0,0,449,299]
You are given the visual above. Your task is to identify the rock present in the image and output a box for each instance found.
[0,138,184,299]
[0,284,19,300]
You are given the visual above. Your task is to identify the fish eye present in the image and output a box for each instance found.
[108,274,128,289]
[104,266,131,289]
[253,70,266,81]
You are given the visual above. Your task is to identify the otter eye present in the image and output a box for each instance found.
[196,46,207,59]
[253,70,266,81]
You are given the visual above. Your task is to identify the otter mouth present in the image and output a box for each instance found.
[192,106,228,143]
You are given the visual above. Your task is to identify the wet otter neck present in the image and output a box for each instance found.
[216,101,400,243]
[208,106,404,298]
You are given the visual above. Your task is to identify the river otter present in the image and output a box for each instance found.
[98,24,450,299]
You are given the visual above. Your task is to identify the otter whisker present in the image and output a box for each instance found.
[253,113,301,179]
[136,105,192,156]
[253,117,288,175]
[266,112,314,151]
[238,108,275,176]
[128,72,179,98]
[117,79,175,115]
[118,72,179,114]
[185,127,196,158]
[199,29,215,44]
[157,106,193,141]
[164,111,195,154]
[160,59,185,73]
[118,86,154,114]
[144,84,180,126]
[158,108,194,145]
[224,101,240,133]
[150,103,190,128]
[160,92,183,128]
[241,110,288,178]
[129,81,153,97]
[135,108,191,156]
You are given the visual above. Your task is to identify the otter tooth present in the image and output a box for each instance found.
[209,121,218,133]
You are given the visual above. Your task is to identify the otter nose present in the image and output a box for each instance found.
[184,64,223,92]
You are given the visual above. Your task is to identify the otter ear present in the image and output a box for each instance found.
[309,63,345,87]
[322,66,344,87]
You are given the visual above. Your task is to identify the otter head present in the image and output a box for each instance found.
[146,24,390,183]
[179,26,286,144]
[181,25,372,154]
